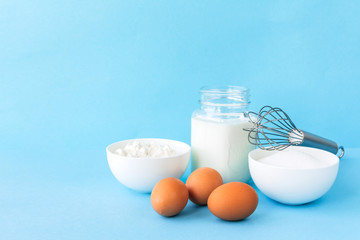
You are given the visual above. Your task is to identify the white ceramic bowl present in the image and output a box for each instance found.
[249,146,339,205]
[106,138,190,193]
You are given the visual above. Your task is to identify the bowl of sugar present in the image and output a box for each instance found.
[106,138,191,193]
[248,146,339,205]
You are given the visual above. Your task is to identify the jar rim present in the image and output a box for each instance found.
[200,85,249,95]
[199,85,250,109]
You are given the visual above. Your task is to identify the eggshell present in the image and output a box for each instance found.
[186,167,223,205]
[208,182,258,221]
[151,178,189,217]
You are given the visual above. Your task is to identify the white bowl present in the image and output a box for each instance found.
[249,146,339,205]
[106,138,191,193]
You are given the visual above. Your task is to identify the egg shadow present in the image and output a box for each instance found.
[213,216,254,224]
[176,202,209,218]
[177,202,261,224]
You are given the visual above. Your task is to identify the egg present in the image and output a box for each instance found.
[208,182,258,221]
[186,167,223,205]
[151,178,189,217]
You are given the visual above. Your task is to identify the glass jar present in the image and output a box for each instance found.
[191,86,255,183]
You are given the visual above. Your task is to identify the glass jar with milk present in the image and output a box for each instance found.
[191,86,255,183]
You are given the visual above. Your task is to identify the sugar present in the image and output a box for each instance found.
[258,147,330,169]
[115,141,176,158]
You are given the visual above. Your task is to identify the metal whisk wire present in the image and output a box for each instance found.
[247,106,297,150]
[245,106,344,158]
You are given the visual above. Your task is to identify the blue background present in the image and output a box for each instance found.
[1,1,359,239]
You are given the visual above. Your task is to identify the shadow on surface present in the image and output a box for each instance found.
[176,202,210,218]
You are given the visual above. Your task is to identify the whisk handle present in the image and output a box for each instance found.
[300,131,340,155]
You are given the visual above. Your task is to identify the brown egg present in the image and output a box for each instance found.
[186,167,223,205]
[208,182,258,221]
[151,178,189,217]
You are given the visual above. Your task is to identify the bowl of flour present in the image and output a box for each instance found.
[248,146,339,205]
[106,138,190,193]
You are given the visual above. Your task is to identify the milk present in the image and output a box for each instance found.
[191,117,255,183]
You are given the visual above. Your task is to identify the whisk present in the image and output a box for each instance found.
[245,106,345,158]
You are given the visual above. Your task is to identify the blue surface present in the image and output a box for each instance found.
[1,148,359,239]
[1,0,360,239]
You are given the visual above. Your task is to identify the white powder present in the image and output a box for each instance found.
[258,147,330,169]
[115,141,176,158]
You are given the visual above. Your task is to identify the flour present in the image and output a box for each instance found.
[115,141,176,158]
